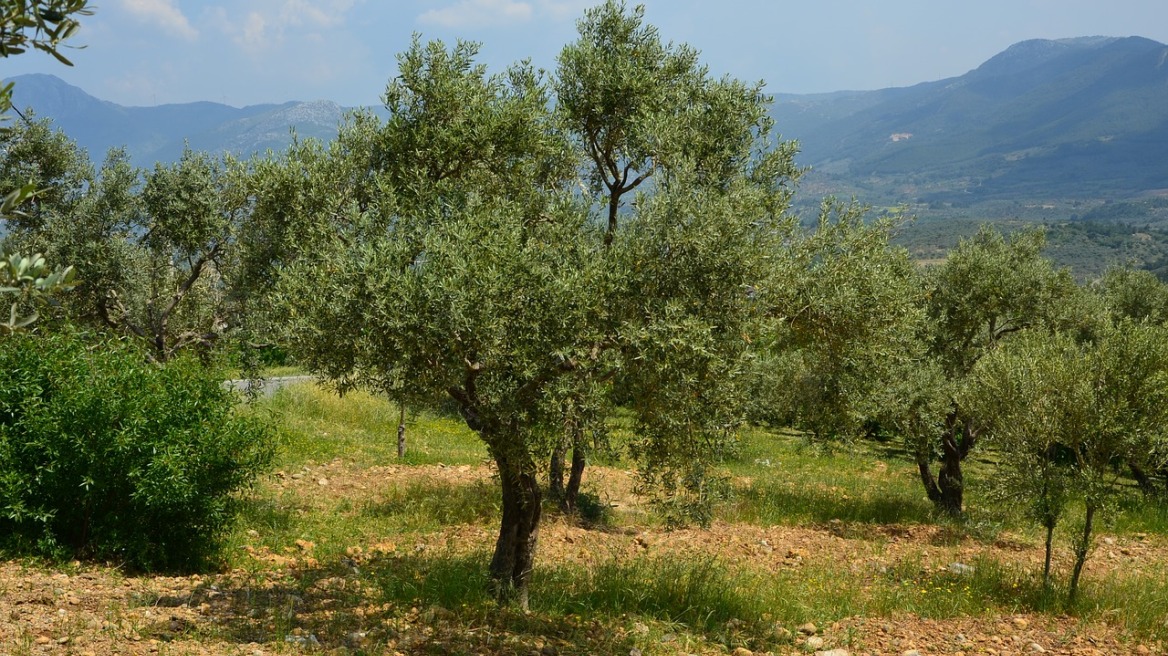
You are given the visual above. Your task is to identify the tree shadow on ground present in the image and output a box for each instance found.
[134,551,674,655]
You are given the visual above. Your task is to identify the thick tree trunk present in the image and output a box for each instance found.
[562,443,586,513]
[396,403,407,458]
[917,456,943,503]
[548,441,566,500]
[490,453,542,609]
[1069,504,1096,604]
[916,419,973,517]
[916,454,963,514]
[936,446,964,516]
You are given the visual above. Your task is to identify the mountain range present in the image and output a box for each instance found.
[5,73,369,167]
[6,35,1168,205]
[774,36,1168,204]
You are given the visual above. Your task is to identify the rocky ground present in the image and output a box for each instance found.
[1,460,1163,655]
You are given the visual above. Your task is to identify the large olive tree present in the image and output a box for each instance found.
[907,226,1078,515]
[279,21,797,605]
[548,0,800,509]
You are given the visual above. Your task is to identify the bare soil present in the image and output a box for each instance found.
[1,461,1163,655]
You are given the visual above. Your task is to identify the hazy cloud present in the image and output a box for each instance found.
[535,0,592,21]
[418,0,534,29]
[210,0,362,54]
[120,0,198,41]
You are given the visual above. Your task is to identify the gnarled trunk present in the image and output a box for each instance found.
[490,452,542,609]
[563,442,586,513]
[916,417,975,517]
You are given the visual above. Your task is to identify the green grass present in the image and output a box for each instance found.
[216,384,1168,650]
[258,382,486,468]
[721,429,937,526]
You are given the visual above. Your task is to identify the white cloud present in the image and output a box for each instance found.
[418,0,534,29]
[536,0,592,22]
[209,0,361,54]
[120,0,198,41]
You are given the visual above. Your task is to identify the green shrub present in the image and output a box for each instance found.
[0,331,274,571]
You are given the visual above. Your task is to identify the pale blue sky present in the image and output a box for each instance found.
[6,0,1168,107]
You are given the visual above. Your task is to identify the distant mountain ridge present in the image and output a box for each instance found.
[4,74,358,167]
[774,36,1168,203]
[6,35,1168,204]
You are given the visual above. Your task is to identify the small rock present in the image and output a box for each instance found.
[629,650,642,656]
[732,648,753,656]
[540,645,558,656]
[1135,646,1151,655]
[816,650,850,656]
[948,562,975,575]
[633,621,649,635]
[1103,537,1116,545]
[660,633,676,643]
[1027,643,1045,653]
[773,625,793,641]
[57,636,70,645]
[247,529,259,537]
[806,636,825,649]
[799,622,818,635]
[317,478,329,486]
[291,473,303,480]
[346,631,367,646]
[903,651,922,656]
[1012,617,1030,630]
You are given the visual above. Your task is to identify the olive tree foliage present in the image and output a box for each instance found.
[0,2,90,326]
[1,124,248,361]
[0,118,82,331]
[1097,266,1168,326]
[756,201,927,441]
[966,323,1168,602]
[547,0,800,509]
[901,226,1079,515]
[277,21,797,604]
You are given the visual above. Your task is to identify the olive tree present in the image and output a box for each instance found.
[759,201,927,441]
[2,128,248,361]
[967,323,1168,601]
[908,226,1077,515]
[548,0,800,509]
[279,27,797,605]
[0,1,90,306]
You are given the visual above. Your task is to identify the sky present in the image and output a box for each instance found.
[5,0,1168,108]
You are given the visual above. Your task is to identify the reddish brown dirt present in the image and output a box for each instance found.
[1,462,1163,655]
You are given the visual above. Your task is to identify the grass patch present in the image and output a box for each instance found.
[259,382,486,468]
[361,479,501,529]
[722,429,937,526]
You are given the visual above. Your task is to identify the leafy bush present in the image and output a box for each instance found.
[0,331,274,571]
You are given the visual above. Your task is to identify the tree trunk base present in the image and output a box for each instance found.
[562,444,586,513]
[490,457,542,609]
